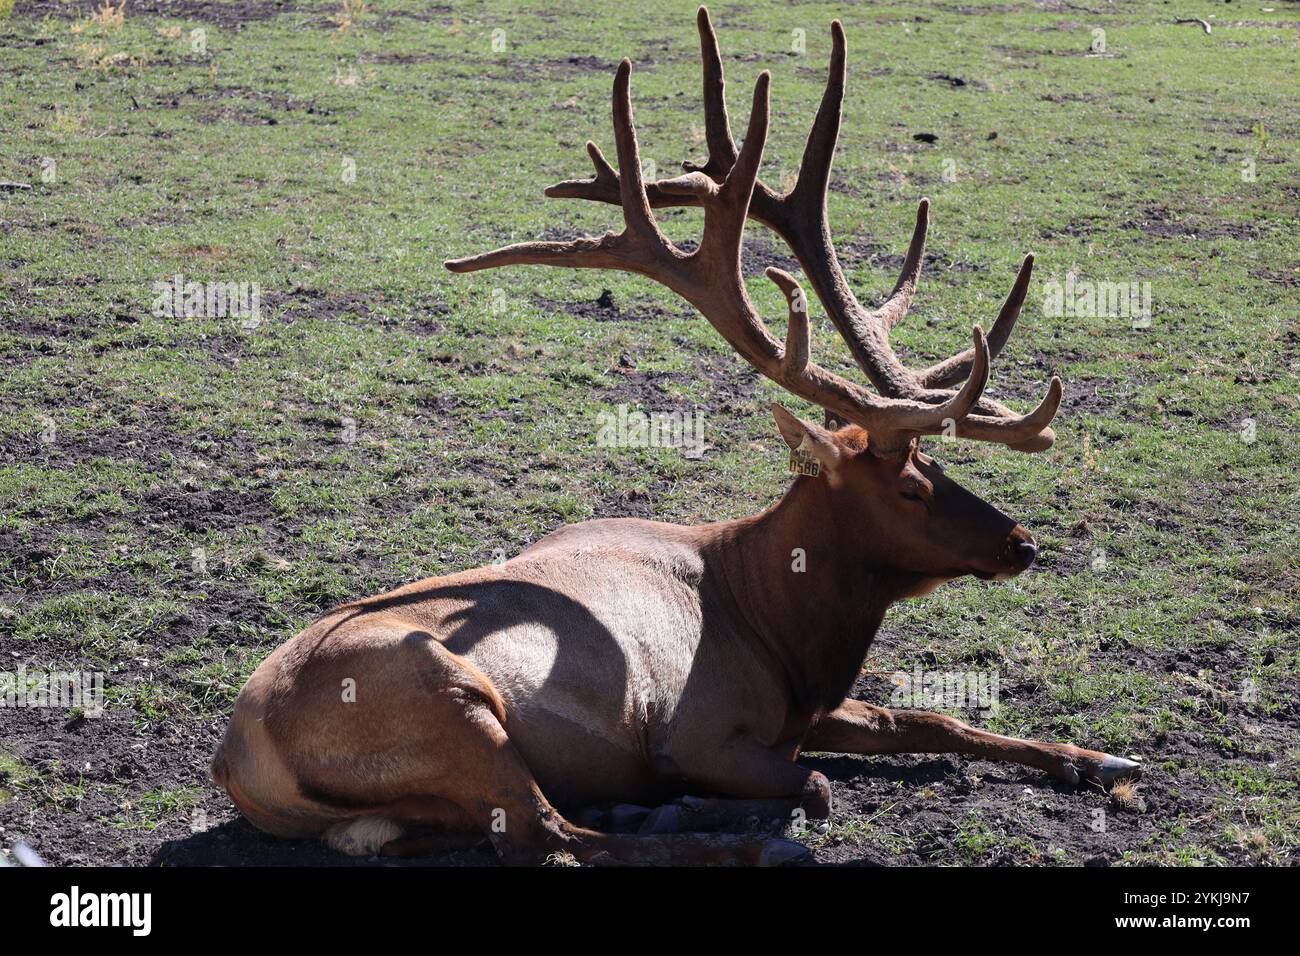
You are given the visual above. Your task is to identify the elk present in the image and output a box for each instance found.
[212,8,1140,865]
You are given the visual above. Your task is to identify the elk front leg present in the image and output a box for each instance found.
[804,699,1140,787]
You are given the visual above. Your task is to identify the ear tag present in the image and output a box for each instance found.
[788,438,820,477]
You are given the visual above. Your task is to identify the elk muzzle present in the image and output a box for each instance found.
[996,525,1038,578]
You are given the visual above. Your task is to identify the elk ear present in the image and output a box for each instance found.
[771,404,842,471]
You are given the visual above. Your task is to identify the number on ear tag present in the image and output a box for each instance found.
[788,448,820,477]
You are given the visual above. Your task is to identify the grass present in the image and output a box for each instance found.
[0,0,1297,865]
[0,750,35,805]
[113,786,204,831]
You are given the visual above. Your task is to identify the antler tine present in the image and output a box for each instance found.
[444,234,627,275]
[905,325,990,436]
[919,253,1033,389]
[767,267,810,376]
[683,5,739,178]
[956,376,1062,451]
[788,18,846,208]
[548,140,725,214]
[543,141,622,205]
[871,199,929,332]
[447,60,674,278]
[610,60,663,249]
[714,73,771,234]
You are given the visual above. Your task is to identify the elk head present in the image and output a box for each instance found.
[446,7,1061,587]
[771,406,1038,588]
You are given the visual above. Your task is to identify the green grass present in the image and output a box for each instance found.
[113,786,204,832]
[0,750,35,805]
[0,0,1297,864]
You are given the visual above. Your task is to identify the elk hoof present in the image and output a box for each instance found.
[1094,755,1142,786]
[757,839,811,867]
[1056,750,1143,788]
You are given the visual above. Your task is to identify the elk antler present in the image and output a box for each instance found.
[540,7,1062,453]
[447,60,990,455]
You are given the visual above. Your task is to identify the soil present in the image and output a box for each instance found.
[1121,205,1262,242]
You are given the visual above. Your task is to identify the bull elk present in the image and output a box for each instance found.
[212,8,1140,865]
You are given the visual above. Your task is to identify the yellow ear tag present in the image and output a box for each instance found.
[788,438,820,477]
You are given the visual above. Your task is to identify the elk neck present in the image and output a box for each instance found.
[696,473,932,716]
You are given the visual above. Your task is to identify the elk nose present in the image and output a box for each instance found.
[1015,540,1038,567]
